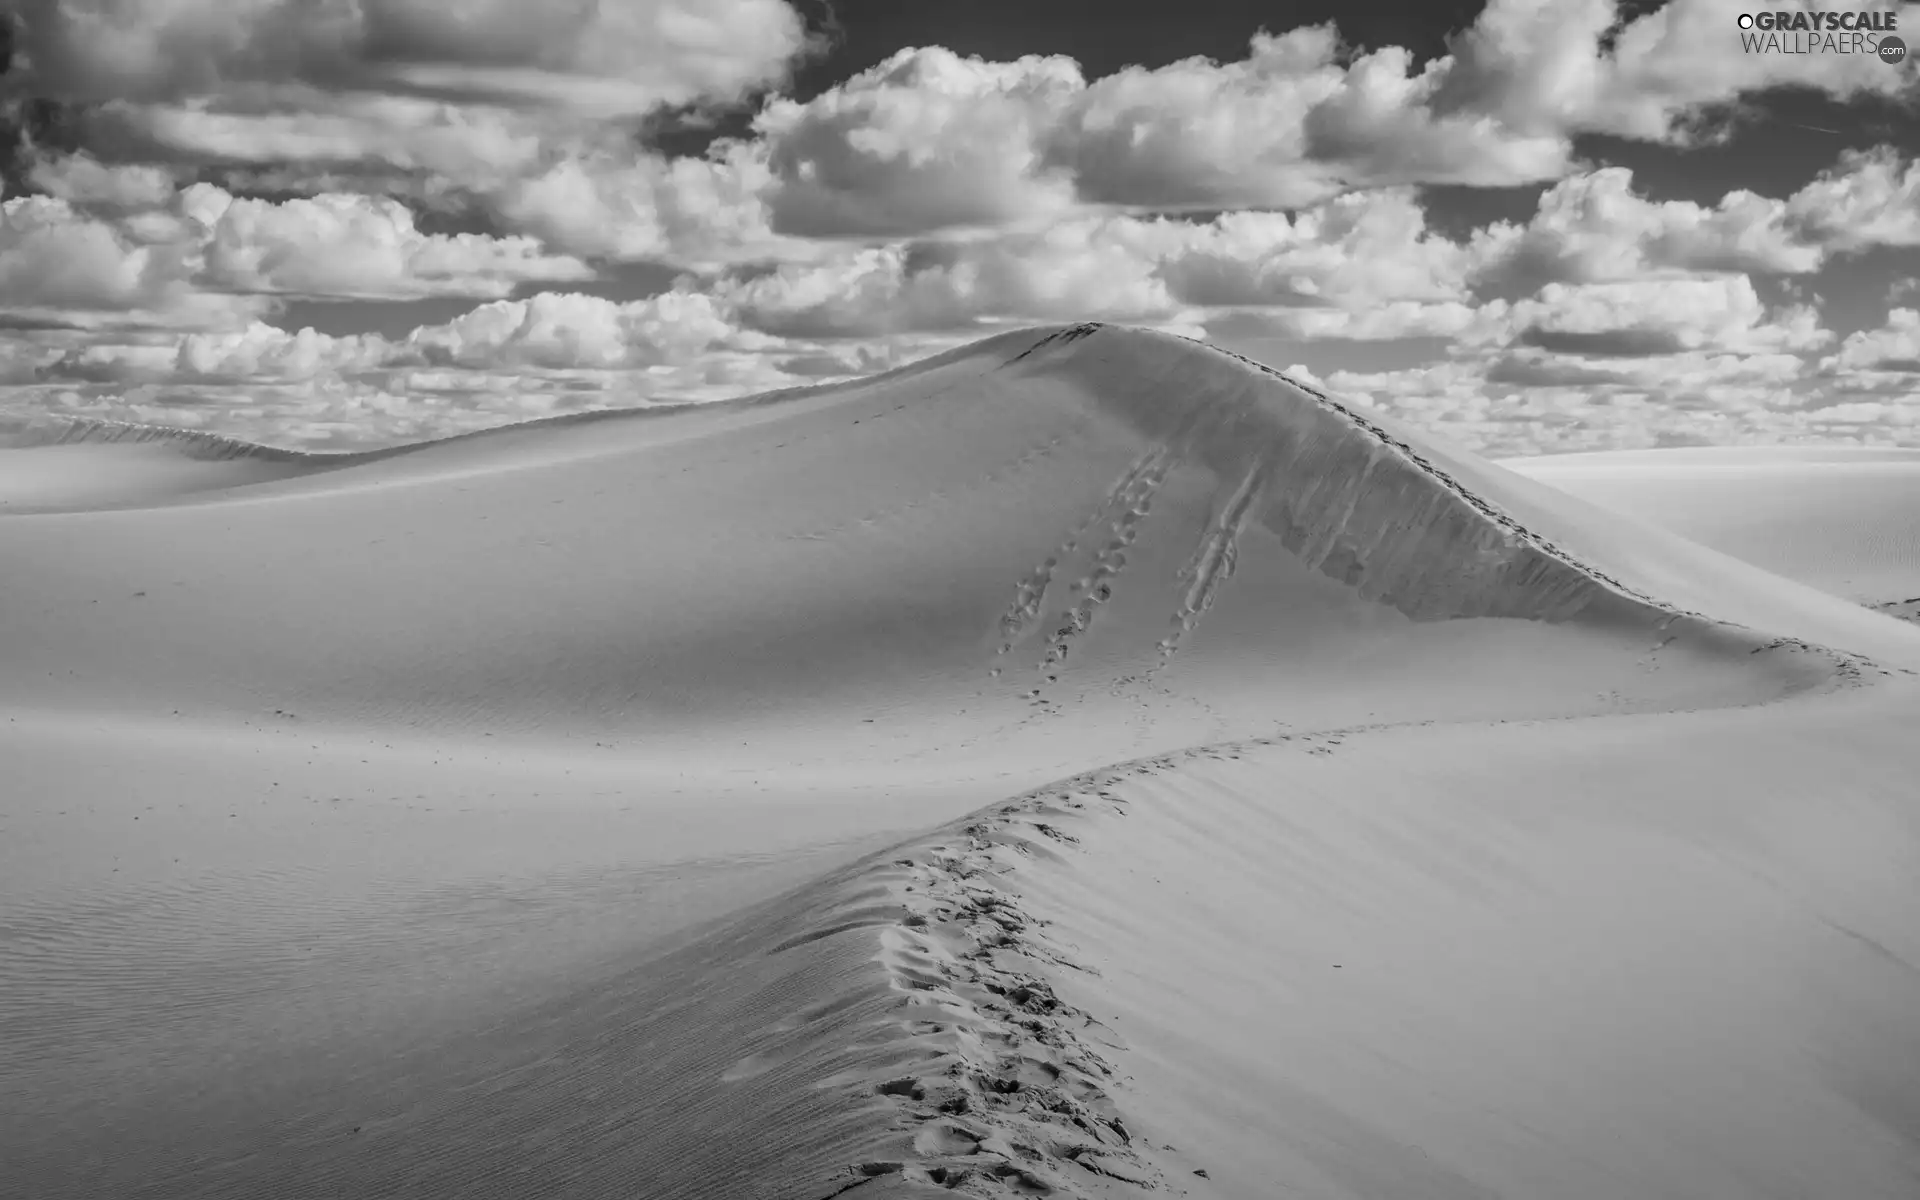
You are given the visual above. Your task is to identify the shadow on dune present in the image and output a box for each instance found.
[6,324,1920,1199]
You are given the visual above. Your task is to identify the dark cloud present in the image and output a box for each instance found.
[1484,353,1636,386]
[1517,326,1690,357]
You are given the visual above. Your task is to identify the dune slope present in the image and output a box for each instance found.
[4,324,1919,1199]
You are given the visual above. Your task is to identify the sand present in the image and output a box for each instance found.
[1504,446,1920,606]
[3,323,1917,1198]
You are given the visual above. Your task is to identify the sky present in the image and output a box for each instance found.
[0,0,1916,455]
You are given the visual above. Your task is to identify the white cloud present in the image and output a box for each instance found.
[175,323,393,381]
[18,0,814,114]
[716,231,1182,339]
[1508,276,1832,355]
[1785,147,1920,252]
[1318,348,1911,457]
[39,322,392,383]
[400,290,745,371]
[0,194,265,330]
[1471,148,1920,293]
[191,185,594,299]
[1213,300,1504,343]
[1,170,597,335]
[1588,0,1920,141]
[754,47,1085,237]
[489,143,795,267]
[718,192,1487,338]
[1160,191,1476,308]
[1826,309,1920,372]
[746,2,1919,238]
[751,29,1581,234]
[1436,0,1920,145]
[6,2,1920,456]
[25,153,180,212]
[1471,169,1824,288]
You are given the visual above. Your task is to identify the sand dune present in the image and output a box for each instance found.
[4,324,1918,1198]
[1504,446,1920,606]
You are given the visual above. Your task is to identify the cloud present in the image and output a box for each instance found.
[750,30,1581,235]
[1321,348,1883,457]
[191,185,594,299]
[39,322,391,383]
[1592,0,1920,140]
[1470,169,1823,290]
[1208,301,1501,343]
[1163,191,1474,307]
[1,166,599,341]
[1,287,914,447]
[719,192,1488,338]
[1508,276,1832,355]
[1784,147,1920,253]
[400,289,746,370]
[1438,0,1920,145]
[716,229,1183,338]
[746,3,1919,239]
[489,142,793,266]
[754,47,1085,238]
[14,0,814,115]
[1483,353,1639,388]
[1826,308,1920,373]
[174,323,393,381]
[5,2,1920,457]
[25,152,179,212]
[1471,148,1920,294]
[95,93,552,183]
[0,194,264,330]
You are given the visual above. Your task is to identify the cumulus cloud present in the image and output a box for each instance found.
[0,194,263,329]
[1213,301,1504,343]
[400,290,746,371]
[1784,147,1920,252]
[0,167,598,334]
[191,185,594,299]
[718,191,1486,339]
[1434,0,1920,145]
[745,2,1920,238]
[749,31,1579,234]
[489,143,795,266]
[755,47,1085,237]
[39,322,391,383]
[25,152,179,212]
[1160,191,1476,308]
[1508,276,1831,356]
[717,231,1180,338]
[5,2,1920,454]
[1583,0,1920,140]
[1826,309,1920,373]
[3,287,904,446]
[1045,26,1572,208]
[174,323,393,381]
[1471,170,1822,289]
[1471,149,1920,293]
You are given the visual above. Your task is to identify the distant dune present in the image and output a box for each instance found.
[5,324,1919,1199]
[1505,445,1920,606]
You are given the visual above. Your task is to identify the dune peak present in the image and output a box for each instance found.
[989,322,1661,627]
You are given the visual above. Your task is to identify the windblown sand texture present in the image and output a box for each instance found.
[5,324,1918,1198]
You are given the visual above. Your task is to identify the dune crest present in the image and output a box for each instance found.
[7,325,1920,1199]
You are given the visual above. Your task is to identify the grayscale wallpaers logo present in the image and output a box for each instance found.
[1735,9,1906,63]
